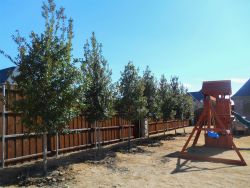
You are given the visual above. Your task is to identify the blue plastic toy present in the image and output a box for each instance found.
[207,131,219,139]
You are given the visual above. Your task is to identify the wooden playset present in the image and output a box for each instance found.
[180,80,247,166]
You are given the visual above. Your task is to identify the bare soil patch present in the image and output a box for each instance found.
[1,127,250,188]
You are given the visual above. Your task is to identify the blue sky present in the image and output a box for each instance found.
[1,0,250,94]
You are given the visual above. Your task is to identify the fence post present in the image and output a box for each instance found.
[141,118,148,138]
[1,84,6,168]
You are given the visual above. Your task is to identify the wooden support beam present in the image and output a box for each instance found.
[192,122,204,146]
[181,112,206,153]
[232,141,247,166]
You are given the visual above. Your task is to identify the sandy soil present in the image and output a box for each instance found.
[68,127,250,188]
[1,127,250,188]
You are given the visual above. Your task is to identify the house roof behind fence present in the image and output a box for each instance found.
[233,79,250,97]
[0,66,16,83]
[188,90,204,102]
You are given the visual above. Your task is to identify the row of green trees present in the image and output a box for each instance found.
[116,63,193,122]
[0,0,192,174]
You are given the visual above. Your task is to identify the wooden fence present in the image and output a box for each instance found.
[0,114,134,165]
[148,120,190,135]
[0,84,190,167]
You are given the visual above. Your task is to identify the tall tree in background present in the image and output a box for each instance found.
[169,76,192,120]
[117,62,147,121]
[1,0,78,175]
[142,66,160,120]
[175,84,193,120]
[158,75,176,120]
[117,62,147,143]
[169,76,180,119]
[80,32,114,150]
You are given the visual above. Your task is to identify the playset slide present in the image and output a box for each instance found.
[232,111,250,128]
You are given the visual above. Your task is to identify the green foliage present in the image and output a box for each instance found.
[158,75,176,120]
[142,66,160,120]
[116,62,147,121]
[158,75,192,120]
[175,83,193,119]
[1,0,79,134]
[80,32,114,123]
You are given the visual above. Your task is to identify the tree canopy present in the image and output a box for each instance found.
[116,62,147,121]
[79,32,114,123]
[1,0,79,134]
[142,66,160,120]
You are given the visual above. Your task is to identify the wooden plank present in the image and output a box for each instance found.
[15,116,22,158]
[82,116,86,147]
[23,137,30,156]
[87,120,92,146]
[79,115,85,145]
[30,137,36,155]
[64,134,70,148]
[73,117,78,146]
[50,134,55,151]
[36,136,42,153]
[78,116,82,146]
[69,119,74,147]
[6,115,15,159]
[59,135,64,149]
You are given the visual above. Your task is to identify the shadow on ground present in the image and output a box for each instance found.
[170,157,236,174]
[164,146,238,174]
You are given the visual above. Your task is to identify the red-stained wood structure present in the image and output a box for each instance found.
[180,80,247,166]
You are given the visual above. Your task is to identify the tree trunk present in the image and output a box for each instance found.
[43,133,48,176]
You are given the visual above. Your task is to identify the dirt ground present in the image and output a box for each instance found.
[1,127,250,188]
